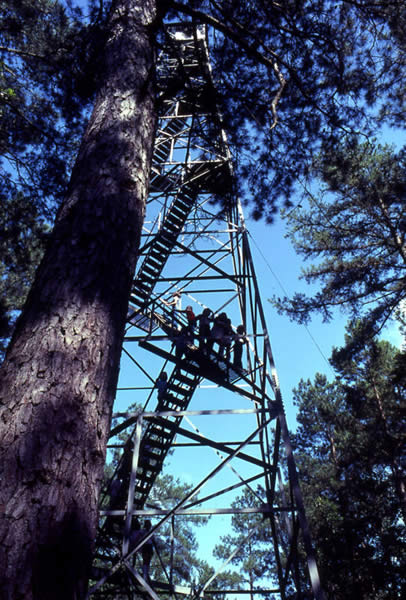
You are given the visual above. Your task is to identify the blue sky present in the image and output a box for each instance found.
[241,215,345,425]
[112,179,403,582]
[66,0,404,428]
[66,1,405,586]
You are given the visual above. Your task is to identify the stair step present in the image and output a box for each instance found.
[146,439,172,452]
[134,277,151,289]
[149,246,164,258]
[175,372,197,385]
[146,255,163,269]
[170,208,188,221]
[165,222,181,235]
[143,265,160,278]
[164,218,181,231]
[160,232,176,244]
[142,447,161,459]
[129,295,143,306]
[173,198,191,212]
[154,143,171,156]
[132,288,152,300]
[166,117,184,128]
[178,190,194,203]
[148,426,173,440]
[138,464,160,479]
[167,382,191,396]
[160,390,189,403]
[135,481,152,492]
[149,249,167,262]
[130,291,148,303]
[155,236,172,249]
[166,214,183,228]
[149,416,180,431]
[160,399,188,412]
[136,471,158,484]
[140,274,155,284]
[155,136,172,148]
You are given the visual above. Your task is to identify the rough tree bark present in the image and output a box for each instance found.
[0,0,158,597]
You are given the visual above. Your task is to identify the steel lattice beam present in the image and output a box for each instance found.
[88,23,324,600]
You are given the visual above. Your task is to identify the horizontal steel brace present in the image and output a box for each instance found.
[100,504,295,517]
[171,422,274,469]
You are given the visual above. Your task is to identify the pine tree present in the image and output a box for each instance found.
[1,1,405,597]
[0,0,93,212]
[213,488,275,600]
[0,192,48,357]
[0,0,98,349]
[273,141,406,337]
[0,1,158,597]
[291,331,406,599]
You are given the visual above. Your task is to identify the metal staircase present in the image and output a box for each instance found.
[88,23,324,600]
[133,359,201,507]
[130,187,197,313]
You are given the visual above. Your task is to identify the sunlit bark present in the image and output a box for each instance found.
[0,1,157,597]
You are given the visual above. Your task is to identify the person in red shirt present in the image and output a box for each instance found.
[184,305,196,333]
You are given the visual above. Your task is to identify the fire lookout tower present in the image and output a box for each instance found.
[89,24,324,600]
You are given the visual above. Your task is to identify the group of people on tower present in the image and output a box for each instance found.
[162,292,247,370]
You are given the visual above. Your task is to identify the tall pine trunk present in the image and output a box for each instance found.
[0,0,157,597]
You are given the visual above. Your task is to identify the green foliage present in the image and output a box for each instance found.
[100,406,217,593]
[291,332,406,599]
[273,140,406,337]
[213,487,275,593]
[0,0,113,216]
[0,0,95,213]
[0,191,48,358]
[146,473,211,585]
[2,0,406,350]
[183,0,406,220]
[0,0,110,356]
[194,561,243,600]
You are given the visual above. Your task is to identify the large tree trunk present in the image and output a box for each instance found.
[0,0,157,597]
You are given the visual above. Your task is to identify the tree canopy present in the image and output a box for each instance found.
[2,0,406,218]
[273,140,406,337]
[2,0,405,346]
[0,0,95,213]
[1,1,406,597]
[291,329,406,599]
[213,487,276,595]
[0,0,100,351]
[176,0,406,218]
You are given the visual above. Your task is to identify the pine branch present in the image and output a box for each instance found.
[169,1,286,129]
[0,46,47,61]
